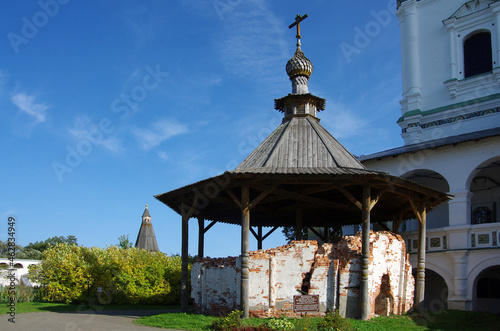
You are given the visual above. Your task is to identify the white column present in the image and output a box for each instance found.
[448,190,473,227]
[398,1,422,112]
[446,251,471,310]
[491,2,500,66]
[447,22,457,79]
[493,187,500,226]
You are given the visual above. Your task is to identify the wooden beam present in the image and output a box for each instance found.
[257,226,263,250]
[360,184,371,320]
[409,197,423,224]
[369,188,386,210]
[252,183,356,211]
[197,217,204,258]
[226,189,242,209]
[336,185,363,210]
[203,220,217,234]
[262,226,279,241]
[393,213,404,234]
[376,221,391,232]
[298,184,337,195]
[309,227,326,242]
[181,204,190,313]
[249,184,279,210]
[393,201,414,221]
[250,227,259,240]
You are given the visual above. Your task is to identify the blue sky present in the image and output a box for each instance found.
[1,0,403,258]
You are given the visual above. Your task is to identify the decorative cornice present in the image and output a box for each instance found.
[402,106,500,132]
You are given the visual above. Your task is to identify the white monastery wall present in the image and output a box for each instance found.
[0,259,40,287]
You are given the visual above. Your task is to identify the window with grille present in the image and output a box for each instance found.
[472,206,493,225]
[464,32,492,78]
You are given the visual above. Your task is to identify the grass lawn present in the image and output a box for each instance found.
[135,310,500,331]
[0,302,180,314]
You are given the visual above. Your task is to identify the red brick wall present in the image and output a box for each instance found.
[191,231,414,319]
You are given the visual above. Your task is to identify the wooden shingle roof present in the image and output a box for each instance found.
[236,116,364,171]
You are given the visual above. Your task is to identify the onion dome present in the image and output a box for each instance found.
[286,46,313,80]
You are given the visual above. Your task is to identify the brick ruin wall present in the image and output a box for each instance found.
[191,231,414,319]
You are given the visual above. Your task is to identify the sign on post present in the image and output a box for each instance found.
[293,295,319,313]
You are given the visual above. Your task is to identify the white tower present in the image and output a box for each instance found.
[397,0,500,145]
[361,0,500,314]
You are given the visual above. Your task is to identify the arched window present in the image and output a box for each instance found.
[464,31,492,78]
[472,206,493,225]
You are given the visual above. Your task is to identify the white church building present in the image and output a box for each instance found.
[360,0,500,314]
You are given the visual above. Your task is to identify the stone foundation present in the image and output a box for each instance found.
[191,231,414,319]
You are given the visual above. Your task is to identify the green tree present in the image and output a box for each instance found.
[282,226,343,244]
[16,248,42,260]
[117,234,133,249]
[0,240,22,258]
[21,235,78,258]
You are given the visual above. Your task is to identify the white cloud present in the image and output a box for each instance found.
[11,93,48,122]
[216,0,288,83]
[68,116,125,154]
[132,118,188,150]
[100,136,125,154]
[157,150,168,161]
[321,103,369,139]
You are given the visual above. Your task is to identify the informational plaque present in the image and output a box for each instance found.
[293,295,319,313]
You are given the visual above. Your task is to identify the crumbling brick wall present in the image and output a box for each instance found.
[191,231,414,319]
[332,231,414,318]
[191,256,240,315]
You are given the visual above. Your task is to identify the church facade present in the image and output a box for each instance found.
[361,0,500,313]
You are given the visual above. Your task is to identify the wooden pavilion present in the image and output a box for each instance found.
[155,15,450,320]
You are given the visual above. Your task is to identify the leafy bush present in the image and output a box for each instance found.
[317,311,356,331]
[210,310,243,330]
[264,316,294,330]
[28,243,190,305]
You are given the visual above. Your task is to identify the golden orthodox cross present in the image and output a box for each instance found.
[289,14,308,40]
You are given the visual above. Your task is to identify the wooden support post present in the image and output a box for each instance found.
[181,204,190,313]
[393,213,404,234]
[360,184,371,320]
[241,185,250,318]
[295,207,303,240]
[198,217,204,258]
[409,197,427,312]
[416,205,426,312]
[257,226,263,250]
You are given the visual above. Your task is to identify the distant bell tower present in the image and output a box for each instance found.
[135,204,160,252]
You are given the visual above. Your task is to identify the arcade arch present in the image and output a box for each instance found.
[472,265,500,314]
[468,157,500,225]
[412,267,449,311]
[402,169,450,230]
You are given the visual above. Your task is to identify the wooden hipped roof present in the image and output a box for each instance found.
[236,116,364,170]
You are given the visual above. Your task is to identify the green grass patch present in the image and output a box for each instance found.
[0,302,180,314]
[422,310,500,331]
[136,310,500,331]
[135,313,218,330]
